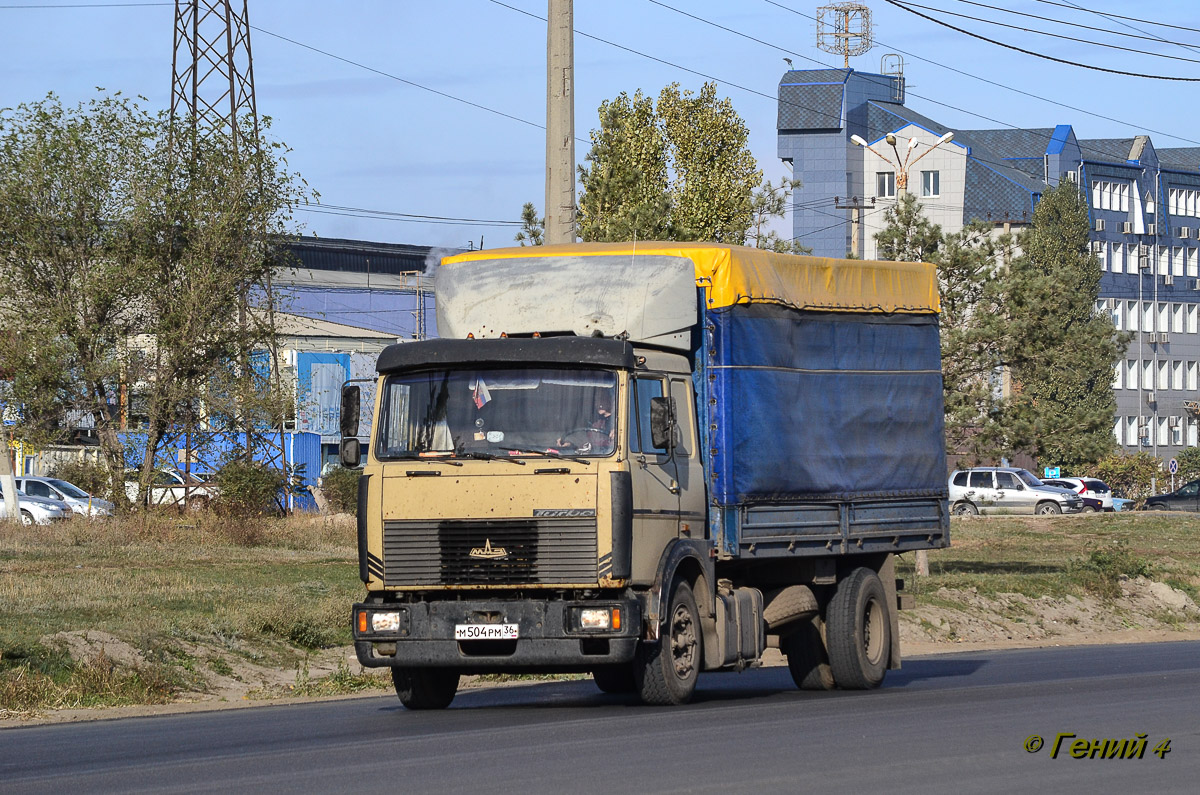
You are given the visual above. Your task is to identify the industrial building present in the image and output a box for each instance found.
[778,67,1200,460]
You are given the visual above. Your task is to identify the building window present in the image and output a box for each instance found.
[921,170,940,197]
[876,172,895,198]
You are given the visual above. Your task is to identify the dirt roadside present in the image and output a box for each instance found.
[5,569,1198,728]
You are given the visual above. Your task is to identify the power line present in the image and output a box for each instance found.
[1042,0,1200,60]
[1033,0,1200,36]
[0,2,169,6]
[649,0,1200,174]
[883,0,1200,82]
[298,205,522,227]
[763,0,1200,148]
[250,24,554,136]
[898,0,1200,65]
[948,0,1200,52]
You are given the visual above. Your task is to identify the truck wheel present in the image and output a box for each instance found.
[781,615,835,691]
[634,578,700,706]
[826,567,890,690]
[1036,502,1061,515]
[391,667,460,710]
[592,664,637,694]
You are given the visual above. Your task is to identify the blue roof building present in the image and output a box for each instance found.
[779,68,1200,460]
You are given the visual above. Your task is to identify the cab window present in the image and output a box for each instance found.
[629,376,668,456]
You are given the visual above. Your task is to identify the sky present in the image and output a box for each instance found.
[4,1,1200,249]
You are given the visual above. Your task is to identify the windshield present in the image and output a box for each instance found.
[1017,470,1045,488]
[49,479,89,498]
[377,368,618,459]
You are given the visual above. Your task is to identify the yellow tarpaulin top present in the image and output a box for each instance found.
[442,241,939,314]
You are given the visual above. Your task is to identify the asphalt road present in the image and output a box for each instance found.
[3,641,1198,794]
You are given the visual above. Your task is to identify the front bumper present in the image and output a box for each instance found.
[353,596,643,671]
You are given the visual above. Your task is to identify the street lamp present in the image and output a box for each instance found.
[852,131,955,198]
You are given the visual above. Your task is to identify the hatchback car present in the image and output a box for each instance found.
[1143,480,1200,512]
[15,476,114,517]
[0,487,68,524]
[948,467,1084,515]
[1041,477,1114,512]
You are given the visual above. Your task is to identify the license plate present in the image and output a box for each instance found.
[454,623,518,640]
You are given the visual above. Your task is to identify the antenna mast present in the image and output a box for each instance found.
[816,2,874,68]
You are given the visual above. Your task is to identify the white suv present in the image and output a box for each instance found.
[1041,477,1114,512]
[948,467,1083,515]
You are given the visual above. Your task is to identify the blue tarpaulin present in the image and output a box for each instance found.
[705,304,946,505]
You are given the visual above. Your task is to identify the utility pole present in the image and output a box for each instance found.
[833,196,874,257]
[545,0,576,244]
[0,433,18,522]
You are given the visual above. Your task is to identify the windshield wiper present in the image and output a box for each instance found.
[408,454,463,466]
[505,446,588,464]
[460,451,526,466]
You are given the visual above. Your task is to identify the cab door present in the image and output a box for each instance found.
[627,374,680,583]
[668,377,706,541]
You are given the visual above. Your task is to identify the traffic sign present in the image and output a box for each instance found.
[1169,458,1179,475]
[1043,466,1060,479]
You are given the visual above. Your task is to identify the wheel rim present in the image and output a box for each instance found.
[862,597,885,666]
[670,602,697,680]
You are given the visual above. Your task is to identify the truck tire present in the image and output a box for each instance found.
[592,664,637,694]
[826,567,890,690]
[391,667,460,710]
[634,578,700,706]
[781,615,835,691]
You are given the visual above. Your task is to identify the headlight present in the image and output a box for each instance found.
[575,606,622,631]
[370,611,401,632]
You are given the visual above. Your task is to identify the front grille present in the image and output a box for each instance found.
[383,518,598,586]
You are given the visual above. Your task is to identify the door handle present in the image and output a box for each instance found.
[668,479,679,494]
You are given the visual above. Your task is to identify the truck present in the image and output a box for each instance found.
[342,242,949,708]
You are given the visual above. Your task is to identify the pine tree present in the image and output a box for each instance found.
[514,201,544,246]
[1003,181,1127,471]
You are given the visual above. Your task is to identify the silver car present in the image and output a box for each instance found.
[948,467,1083,515]
[0,487,68,525]
[16,476,115,517]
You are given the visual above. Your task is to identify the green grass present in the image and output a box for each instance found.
[900,512,1200,603]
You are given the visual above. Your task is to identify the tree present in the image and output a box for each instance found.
[1003,182,1127,471]
[872,186,1124,471]
[747,179,812,254]
[514,201,544,246]
[577,89,670,242]
[0,92,309,505]
[577,82,771,244]
[874,193,943,263]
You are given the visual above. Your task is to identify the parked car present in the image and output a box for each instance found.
[15,476,114,517]
[124,469,219,509]
[1041,477,1114,512]
[1143,480,1200,512]
[0,487,68,525]
[948,467,1084,515]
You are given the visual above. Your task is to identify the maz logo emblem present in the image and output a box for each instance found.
[468,539,508,560]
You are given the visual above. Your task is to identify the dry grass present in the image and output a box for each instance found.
[902,512,1200,602]
[0,511,359,714]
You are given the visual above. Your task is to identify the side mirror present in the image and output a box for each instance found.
[340,437,362,468]
[649,396,676,452]
[340,385,361,438]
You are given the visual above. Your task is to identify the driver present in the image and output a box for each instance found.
[557,398,614,454]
